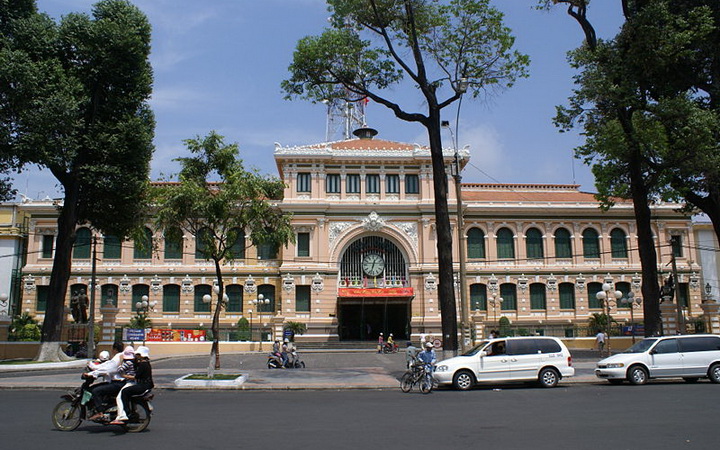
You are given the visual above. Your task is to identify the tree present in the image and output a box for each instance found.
[282,0,528,353]
[0,0,154,360]
[153,132,294,376]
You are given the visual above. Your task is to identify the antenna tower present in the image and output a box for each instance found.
[325,97,366,142]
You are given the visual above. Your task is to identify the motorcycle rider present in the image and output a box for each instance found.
[111,346,153,425]
[385,333,396,352]
[85,344,134,421]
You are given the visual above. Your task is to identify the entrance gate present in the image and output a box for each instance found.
[337,297,411,341]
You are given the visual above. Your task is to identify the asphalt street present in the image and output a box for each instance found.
[2,383,719,450]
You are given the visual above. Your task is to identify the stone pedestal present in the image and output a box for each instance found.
[471,312,487,341]
[660,302,679,335]
[271,315,285,342]
[700,299,720,335]
[99,302,119,344]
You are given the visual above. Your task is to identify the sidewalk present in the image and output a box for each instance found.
[0,349,602,390]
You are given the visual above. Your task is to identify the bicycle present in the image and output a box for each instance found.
[400,362,436,394]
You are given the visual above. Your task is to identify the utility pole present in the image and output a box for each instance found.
[87,235,98,358]
[670,249,686,334]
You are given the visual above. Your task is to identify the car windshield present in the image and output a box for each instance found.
[462,341,489,356]
[622,338,658,353]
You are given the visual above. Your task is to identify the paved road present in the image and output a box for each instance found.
[0,350,600,389]
[3,383,719,449]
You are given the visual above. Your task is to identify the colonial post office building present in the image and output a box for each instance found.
[18,128,706,344]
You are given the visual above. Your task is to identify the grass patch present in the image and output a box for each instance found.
[186,373,242,380]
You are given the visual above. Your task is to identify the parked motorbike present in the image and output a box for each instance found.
[267,351,305,369]
[51,374,153,432]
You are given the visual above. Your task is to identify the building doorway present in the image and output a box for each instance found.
[337,297,411,341]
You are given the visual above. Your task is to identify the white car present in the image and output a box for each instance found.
[595,334,720,385]
[434,337,575,390]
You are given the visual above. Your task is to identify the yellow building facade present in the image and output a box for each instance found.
[17,130,705,343]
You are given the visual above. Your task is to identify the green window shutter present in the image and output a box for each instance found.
[162,284,180,312]
[588,282,602,309]
[467,228,485,259]
[554,228,572,259]
[134,228,152,260]
[296,285,310,312]
[500,284,516,310]
[470,284,487,311]
[559,283,575,309]
[194,285,211,313]
[497,228,515,259]
[226,285,243,312]
[104,235,122,259]
[530,283,546,310]
[610,229,628,258]
[582,229,600,259]
[526,228,544,259]
[73,228,91,259]
[297,232,310,257]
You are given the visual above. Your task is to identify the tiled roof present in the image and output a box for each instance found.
[328,138,417,151]
[460,184,625,203]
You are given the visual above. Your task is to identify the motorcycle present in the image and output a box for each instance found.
[51,373,153,432]
[382,343,399,354]
[267,350,305,369]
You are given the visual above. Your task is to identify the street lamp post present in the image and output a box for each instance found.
[135,294,156,345]
[489,293,503,333]
[620,291,643,343]
[251,294,270,351]
[595,283,622,356]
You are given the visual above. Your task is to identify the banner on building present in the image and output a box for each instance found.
[338,287,414,297]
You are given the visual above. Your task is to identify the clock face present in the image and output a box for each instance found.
[362,253,385,277]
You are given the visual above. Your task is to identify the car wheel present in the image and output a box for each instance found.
[627,365,648,385]
[608,379,623,385]
[538,367,560,388]
[682,377,700,383]
[452,370,475,391]
[708,363,720,384]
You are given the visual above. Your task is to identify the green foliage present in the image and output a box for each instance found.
[128,314,152,330]
[283,321,307,340]
[236,317,250,341]
[587,313,618,334]
[498,316,511,337]
[9,312,41,341]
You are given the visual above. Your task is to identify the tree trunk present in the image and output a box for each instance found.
[208,259,224,376]
[38,180,80,361]
[424,112,458,354]
[628,155,662,336]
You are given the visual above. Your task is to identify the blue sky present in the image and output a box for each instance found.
[17,0,624,200]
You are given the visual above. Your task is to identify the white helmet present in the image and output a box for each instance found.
[135,346,150,358]
[98,350,110,361]
[426,342,434,349]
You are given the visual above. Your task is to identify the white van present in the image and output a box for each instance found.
[595,334,720,385]
[434,337,575,390]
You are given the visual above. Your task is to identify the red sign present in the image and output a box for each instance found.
[145,329,207,342]
[338,287,414,297]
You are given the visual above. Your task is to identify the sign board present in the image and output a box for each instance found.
[124,328,145,342]
[144,329,207,342]
[338,287,414,297]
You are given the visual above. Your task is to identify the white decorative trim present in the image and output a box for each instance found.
[23,275,36,292]
[329,222,353,245]
[151,276,162,293]
[181,276,194,294]
[119,275,131,293]
[425,273,437,292]
[311,273,324,293]
[393,222,418,251]
[362,211,385,231]
[244,276,257,294]
[283,274,295,293]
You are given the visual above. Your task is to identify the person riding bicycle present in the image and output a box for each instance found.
[417,342,436,371]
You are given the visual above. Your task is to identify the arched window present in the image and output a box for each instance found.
[131,284,150,312]
[470,283,487,311]
[530,283,546,310]
[194,284,211,313]
[164,227,183,260]
[588,282,603,309]
[467,228,486,259]
[226,284,243,312]
[134,227,153,260]
[610,228,628,259]
[582,228,600,259]
[163,284,180,312]
[256,284,276,313]
[73,227,91,259]
[257,240,278,260]
[559,283,575,309]
[496,228,515,259]
[500,283,517,310]
[526,228,544,259]
[228,228,246,260]
[554,228,572,259]
[103,234,121,259]
[195,227,213,259]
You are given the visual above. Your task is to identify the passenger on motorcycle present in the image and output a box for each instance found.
[84,344,134,421]
[111,346,153,425]
[281,339,290,367]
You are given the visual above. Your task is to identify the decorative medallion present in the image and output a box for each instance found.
[517,274,528,292]
[576,274,586,292]
[547,274,557,292]
[23,275,36,292]
[425,273,437,292]
[311,273,324,293]
[181,276,194,294]
[151,276,162,293]
[119,275,131,293]
[362,211,385,231]
[244,275,257,294]
[329,222,353,245]
[283,274,295,293]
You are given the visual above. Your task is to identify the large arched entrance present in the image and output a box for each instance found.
[336,236,413,341]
